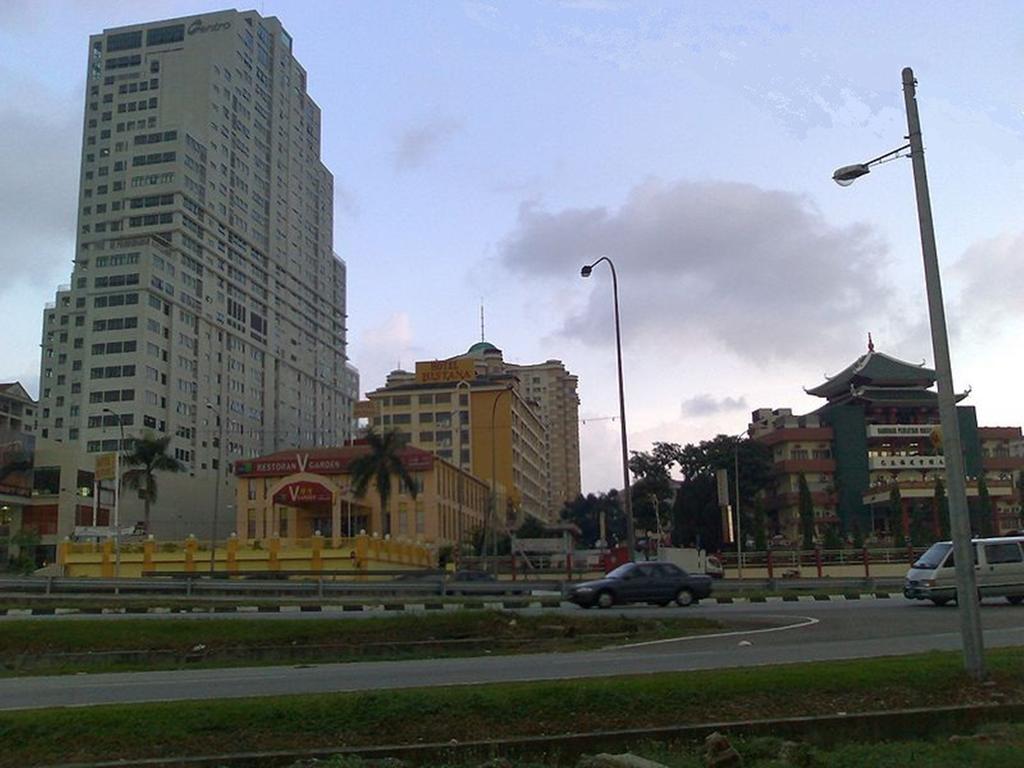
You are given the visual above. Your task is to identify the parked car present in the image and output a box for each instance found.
[448,569,496,583]
[905,536,1024,606]
[446,569,520,596]
[568,561,713,609]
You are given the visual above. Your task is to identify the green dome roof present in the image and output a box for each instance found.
[467,341,499,356]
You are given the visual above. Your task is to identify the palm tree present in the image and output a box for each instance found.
[349,430,419,537]
[121,433,185,533]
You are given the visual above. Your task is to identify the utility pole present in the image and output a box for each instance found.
[902,67,985,680]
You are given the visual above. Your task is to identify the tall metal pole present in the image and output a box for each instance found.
[902,67,985,680]
[454,380,470,561]
[487,385,513,570]
[581,257,635,558]
[609,262,636,559]
[207,403,222,575]
[114,437,121,584]
[103,408,124,586]
[734,437,743,580]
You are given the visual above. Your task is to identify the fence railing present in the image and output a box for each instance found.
[718,547,928,579]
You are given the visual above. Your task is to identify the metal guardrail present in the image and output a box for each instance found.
[0,574,904,600]
[0,575,559,599]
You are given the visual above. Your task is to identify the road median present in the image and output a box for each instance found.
[2,647,1022,767]
[0,612,725,677]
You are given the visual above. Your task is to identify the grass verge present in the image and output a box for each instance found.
[0,612,723,676]
[0,647,1021,767]
[282,724,1024,767]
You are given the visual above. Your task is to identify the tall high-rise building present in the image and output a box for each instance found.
[363,342,581,529]
[36,10,357,537]
[506,359,581,511]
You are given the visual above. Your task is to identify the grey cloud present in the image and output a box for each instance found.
[501,178,892,363]
[394,119,460,173]
[0,69,80,293]
[681,394,748,417]
[952,230,1024,336]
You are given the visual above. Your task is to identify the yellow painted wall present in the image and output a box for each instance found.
[57,533,433,577]
[469,389,514,502]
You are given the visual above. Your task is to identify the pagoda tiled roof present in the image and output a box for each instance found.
[805,351,935,399]
[820,385,970,408]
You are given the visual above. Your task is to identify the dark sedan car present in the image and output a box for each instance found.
[568,561,713,608]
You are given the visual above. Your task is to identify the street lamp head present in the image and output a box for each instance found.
[580,265,593,278]
[832,163,871,186]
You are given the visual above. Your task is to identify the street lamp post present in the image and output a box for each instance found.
[206,402,222,575]
[833,67,985,680]
[733,431,745,581]
[101,408,124,584]
[453,380,471,561]
[581,257,635,558]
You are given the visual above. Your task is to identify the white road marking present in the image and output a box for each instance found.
[606,615,820,650]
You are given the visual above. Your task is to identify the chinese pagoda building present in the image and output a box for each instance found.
[750,339,1023,543]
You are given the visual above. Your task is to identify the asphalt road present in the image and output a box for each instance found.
[2,599,1023,711]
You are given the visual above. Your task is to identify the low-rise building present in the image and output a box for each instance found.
[233,443,488,546]
[1,383,113,568]
[0,383,37,435]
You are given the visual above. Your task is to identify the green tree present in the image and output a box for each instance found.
[797,474,815,549]
[822,522,842,550]
[560,490,625,547]
[972,475,994,537]
[120,433,185,533]
[2,529,40,574]
[514,516,547,539]
[470,525,510,556]
[889,485,905,546]
[628,445,677,535]
[850,519,864,548]
[668,435,774,552]
[671,473,721,549]
[909,500,932,546]
[349,430,419,538]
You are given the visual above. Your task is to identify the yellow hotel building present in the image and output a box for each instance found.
[362,342,579,529]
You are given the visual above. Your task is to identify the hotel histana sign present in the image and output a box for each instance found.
[415,359,476,384]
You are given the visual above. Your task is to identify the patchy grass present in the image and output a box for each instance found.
[282,725,1024,766]
[1,648,1022,767]
[0,612,722,676]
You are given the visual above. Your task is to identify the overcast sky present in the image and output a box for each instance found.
[1,1,1022,492]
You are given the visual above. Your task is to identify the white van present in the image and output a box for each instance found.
[905,536,1024,606]
[657,547,724,579]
